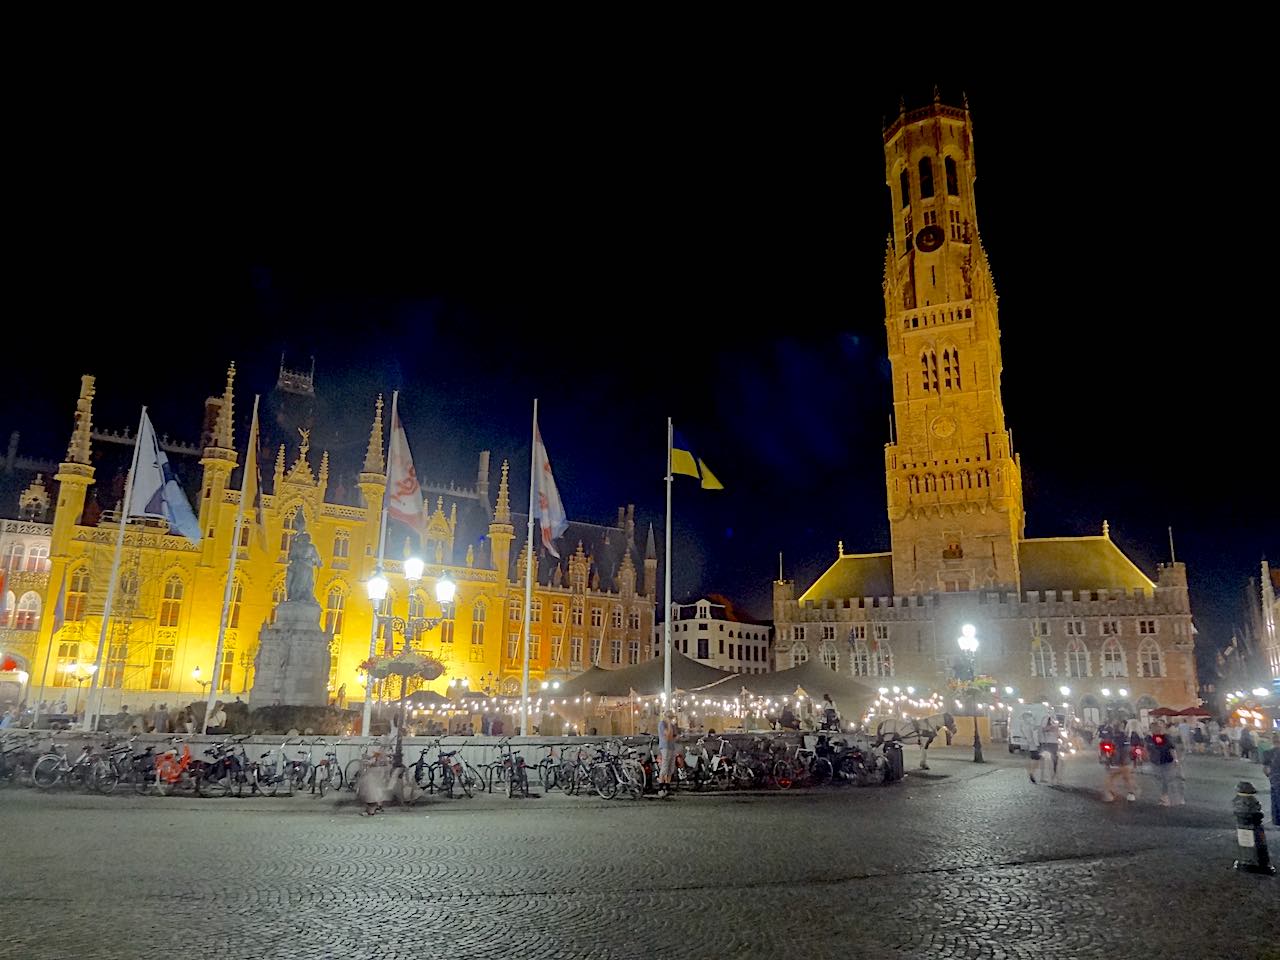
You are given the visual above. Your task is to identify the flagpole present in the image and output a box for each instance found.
[201,395,258,735]
[362,390,396,738]
[31,568,66,728]
[522,399,537,738]
[83,406,147,733]
[664,417,673,703]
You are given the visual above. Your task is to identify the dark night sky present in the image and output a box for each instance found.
[8,65,1275,672]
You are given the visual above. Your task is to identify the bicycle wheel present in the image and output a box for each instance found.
[590,764,617,799]
[92,760,120,794]
[344,758,362,792]
[331,763,345,793]
[809,757,833,785]
[620,759,645,798]
[32,755,64,790]
[198,768,230,799]
[772,760,795,789]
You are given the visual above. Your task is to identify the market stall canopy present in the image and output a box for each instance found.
[1149,707,1181,717]
[734,659,879,710]
[559,653,736,698]
[391,690,454,708]
[1176,705,1212,717]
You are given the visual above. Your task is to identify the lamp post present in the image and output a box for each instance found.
[67,663,98,719]
[366,561,455,768]
[957,624,984,763]
[193,666,213,696]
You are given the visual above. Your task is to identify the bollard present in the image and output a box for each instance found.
[1232,781,1276,875]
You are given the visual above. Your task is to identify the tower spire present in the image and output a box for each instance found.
[213,362,236,449]
[362,394,385,474]
[495,458,511,524]
[65,375,95,465]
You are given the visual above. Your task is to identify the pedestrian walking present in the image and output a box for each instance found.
[1177,720,1192,756]
[657,709,679,798]
[1099,719,1137,802]
[820,694,840,731]
[1019,711,1041,784]
[152,704,171,734]
[1239,726,1255,761]
[1145,722,1184,806]
[1263,733,1280,826]
[358,744,395,815]
[1038,714,1062,783]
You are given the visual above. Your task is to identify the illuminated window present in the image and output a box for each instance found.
[104,641,127,688]
[3,543,23,571]
[67,567,90,622]
[945,155,959,195]
[14,591,40,630]
[332,530,350,559]
[26,544,50,572]
[219,644,235,693]
[150,645,175,690]
[227,579,244,629]
[918,157,934,198]
[53,642,79,686]
[471,601,486,645]
[439,602,455,644]
[159,576,184,628]
[507,632,519,660]
[325,587,346,638]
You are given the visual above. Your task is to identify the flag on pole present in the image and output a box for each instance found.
[243,405,268,550]
[671,430,724,490]
[50,568,67,636]
[127,411,202,543]
[386,409,424,533]
[532,421,568,558]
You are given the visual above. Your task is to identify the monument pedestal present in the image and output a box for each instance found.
[250,599,332,707]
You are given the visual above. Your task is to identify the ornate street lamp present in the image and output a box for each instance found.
[957,624,984,763]
[365,564,458,768]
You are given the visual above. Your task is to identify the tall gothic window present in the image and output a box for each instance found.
[873,640,894,677]
[1100,639,1126,677]
[850,641,871,677]
[1031,640,1054,678]
[918,157,934,198]
[227,579,244,629]
[159,575,184,628]
[790,642,809,668]
[1065,639,1089,678]
[942,348,961,389]
[899,169,910,208]
[471,601,486,645]
[819,641,838,671]
[269,580,286,624]
[280,511,297,553]
[921,350,939,391]
[1138,639,1163,678]
[325,587,345,638]
[15,592,40,630]
[53,641,78,686]
[945,155,959,195]
[67,567,90,622]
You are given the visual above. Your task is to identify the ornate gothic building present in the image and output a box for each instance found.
[772,98,1198,724]
[0,363,655,711]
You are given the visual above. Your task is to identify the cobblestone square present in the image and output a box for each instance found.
[1,751,1276,959]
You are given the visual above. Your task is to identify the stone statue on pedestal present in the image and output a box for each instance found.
[285,509,322,602]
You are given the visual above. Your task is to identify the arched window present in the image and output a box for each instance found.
[790,642,809,668]
[407,591,426,644]
[873,640,894,677]
[899,169,910,208]
[227,579,244,629]
[1138,639,1163,678]
[159,576,184,628]
[2,591,13,627]
[918,157,934,198]
[280,511,297,553]
[3,543,23,571]
[1065,639,1089,678]
[471,600,486,645]
[942,348,961,389]
[219,641,235,693]
[26,544,49,572]
[819,641,838,671]
[921,350,939,391]
[67,567,90,622]
[332,530,350,560]
[53,641,79,685]
[325,586,345,638]
[850,641,871,676]
[1031,640,1054,678]
[15,591,41,630]
[1100,639,1126,677]
[945,155,959,196]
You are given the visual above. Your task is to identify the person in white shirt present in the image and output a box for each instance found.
[1019,712,1042,784]
[1038,715,1062,783]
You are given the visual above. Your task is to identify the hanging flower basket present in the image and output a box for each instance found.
[358,651,446,682]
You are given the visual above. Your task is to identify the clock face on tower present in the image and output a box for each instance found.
[915,225,944,252]
[930,415,957,439]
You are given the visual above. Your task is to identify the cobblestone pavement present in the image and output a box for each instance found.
[1,750,1276,960]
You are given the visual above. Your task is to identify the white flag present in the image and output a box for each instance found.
[127,410,201,544]
[533,421,568,558]
[386,410,424,532]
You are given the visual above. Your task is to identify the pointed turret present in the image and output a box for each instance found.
[618,548,636,597]
[53,375,97,555]
[362,394,385,476]
[488,458,515,580]
[199,363,239,545]
[643,523,658,598]
[213,362,236,450]
[318,450,330,497]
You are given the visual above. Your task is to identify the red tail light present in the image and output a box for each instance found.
[1101,742,1114,754]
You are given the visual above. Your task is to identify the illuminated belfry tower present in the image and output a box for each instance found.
[881,93,1025,595]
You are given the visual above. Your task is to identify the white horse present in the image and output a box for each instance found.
[875,712,956,770]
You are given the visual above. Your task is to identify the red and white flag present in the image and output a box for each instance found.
[533,421,568,558]
[386,409,424,533]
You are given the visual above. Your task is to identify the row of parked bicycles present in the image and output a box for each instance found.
[1,730,904,802]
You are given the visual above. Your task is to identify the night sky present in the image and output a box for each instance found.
[9,72,1274,675]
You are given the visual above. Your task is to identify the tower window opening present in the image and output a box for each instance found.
[904,212,913,250]
[945,156,959,196]
[949,209,962,240]
[919,157,934,198]
[900,169,910,209]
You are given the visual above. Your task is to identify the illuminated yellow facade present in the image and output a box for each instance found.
[0,366,656,712]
